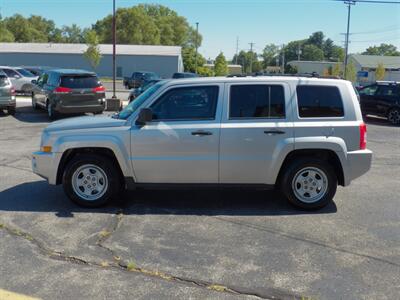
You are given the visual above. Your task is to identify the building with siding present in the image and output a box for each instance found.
[0,43,183,78]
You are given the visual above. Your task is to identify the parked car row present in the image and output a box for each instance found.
[0,66,38,94]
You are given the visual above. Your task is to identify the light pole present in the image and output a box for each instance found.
[343,1,355,79]
[194,22,199,74]
[112,0,116,99]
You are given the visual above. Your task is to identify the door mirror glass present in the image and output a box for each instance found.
[136,108,153,125]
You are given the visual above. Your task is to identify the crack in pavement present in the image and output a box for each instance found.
[213,216,400,268]
[0,164,32,173]
[0,221,302,300]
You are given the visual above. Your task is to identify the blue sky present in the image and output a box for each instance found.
[1,0,399,59]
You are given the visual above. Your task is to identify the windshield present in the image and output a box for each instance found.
[118,82,164,119]
[16,68,36,77]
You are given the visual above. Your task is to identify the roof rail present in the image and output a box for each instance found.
[226,73,342,79]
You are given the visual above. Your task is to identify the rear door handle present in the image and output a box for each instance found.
[191,130,213,136]
[264,130,285,135]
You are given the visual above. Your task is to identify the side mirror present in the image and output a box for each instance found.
[136,108,153,125]
[31,79,37,84]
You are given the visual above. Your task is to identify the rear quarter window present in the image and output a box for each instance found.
[297,85,344,118]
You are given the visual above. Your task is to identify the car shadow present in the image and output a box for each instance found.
[0,180,337,217]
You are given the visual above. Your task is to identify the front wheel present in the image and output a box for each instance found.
[388,108,400,125]
[46,101,58,120]
[280,158,337,210]
[63,154,122,207]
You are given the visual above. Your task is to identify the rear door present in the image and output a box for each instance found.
[219,82,294,184]
[60,75,103,106]
[374,84,398,116]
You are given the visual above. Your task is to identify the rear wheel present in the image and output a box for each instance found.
[388,108,400,125]
[63,154,122,207]
[280,157,337,210]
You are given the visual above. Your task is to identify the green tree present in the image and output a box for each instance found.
[363,43,400,56]
[4,14,47,42]
[197,66,214,77]
[331,63,342,77]
[232,50,259,74]
[182,47,206,73]
[83,30,102,70]
[302,44,324,61]
[261,43,280,67]
[214,52,228,76]
[62,24,84,43]
[345,62,357,83]
[375,63,386,80]
[0,16,14,42]
[307,31,325,49]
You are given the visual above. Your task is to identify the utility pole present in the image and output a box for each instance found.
[281,44,285,74]
[343,1,356,79]
[249,42,254,74]
[194,22,199,74]
[235,37,239,65]
[112,0,116,99]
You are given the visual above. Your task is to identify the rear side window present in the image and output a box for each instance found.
[297,85,344,118]
[376,85,396,97]
[230,85,285,119]
[60,75,100,88]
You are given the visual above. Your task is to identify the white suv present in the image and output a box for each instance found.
[32,76,372,210]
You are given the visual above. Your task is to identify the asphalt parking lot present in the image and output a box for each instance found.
[0,98,399,300]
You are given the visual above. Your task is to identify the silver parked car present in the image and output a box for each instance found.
[0,66,38,94]
[32,76,372,210]
[0,72,16,115]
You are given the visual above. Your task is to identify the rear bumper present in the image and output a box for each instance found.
[343,149,373,186]
[55,103,105,114]
[32,151,62,185]
[0,97,16,108]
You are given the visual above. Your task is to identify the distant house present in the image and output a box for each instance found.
[204,63,242,75]
[288,55,400,84]
[349,54,400,83]
[0,43,183,78]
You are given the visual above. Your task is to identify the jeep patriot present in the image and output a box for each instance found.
[32,76,372,210]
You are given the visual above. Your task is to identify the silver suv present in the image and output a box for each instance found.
[0,73,16,115]
[32,76,372,210]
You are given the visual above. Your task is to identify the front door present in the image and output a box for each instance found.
[130,84,223,183]
[219,82,294,184]
[359,84,378,114]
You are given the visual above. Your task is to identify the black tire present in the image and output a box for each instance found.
[387,107,400,125]
[280,157,337,210]
[46,100,58,120]
[62,154,122,207]
[7,106,16,115]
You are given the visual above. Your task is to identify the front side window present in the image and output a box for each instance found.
[229,85,285,119]
[37,73,49,85]
[359,84,378,96]
[297,85,344,118]
[151,86,219,121]
[2,68,19,78]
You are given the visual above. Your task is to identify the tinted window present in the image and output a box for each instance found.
[16,68,35,77]
[230,85,285,119]
[2,68,19,78]
[151,86,219,121]
[47,73,59,86]
[60,75,100,88]
[359,84,378,96]
[297,85,344,118]
[37,73,49,85]
[376,85,396,97]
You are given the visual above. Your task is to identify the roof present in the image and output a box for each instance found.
[350,54,400,69]
[0,43,182,57]
[48,69,96,75]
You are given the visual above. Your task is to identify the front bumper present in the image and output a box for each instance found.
[344,149,373,185]
[32,151,62,185]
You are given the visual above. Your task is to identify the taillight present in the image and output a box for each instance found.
[54,87,72,94]
[93,86,106,93]
[10,86,16,96]
[359,122,367,150]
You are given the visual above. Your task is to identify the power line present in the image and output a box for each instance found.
[332,0,400,3]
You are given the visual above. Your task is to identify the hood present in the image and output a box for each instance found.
[45,116,126,132]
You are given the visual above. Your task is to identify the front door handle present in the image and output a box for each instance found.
[191,130,213,136]
[264,130,285,135]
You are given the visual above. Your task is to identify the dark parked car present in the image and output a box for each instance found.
[31,69,106,120]
[128,79,162,103]
[359,81,400,125]
[172,72,198,79]
[21,66,53,77]
[0,72,16,115]
[123,71,160,89]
